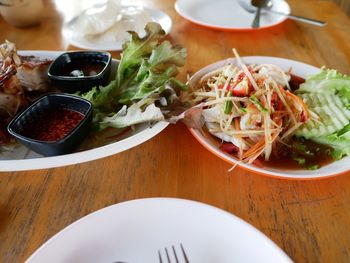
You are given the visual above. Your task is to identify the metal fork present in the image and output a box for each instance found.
[158,244,189,263]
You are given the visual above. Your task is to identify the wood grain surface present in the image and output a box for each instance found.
[332,0,350,17]
[1,0,350,262]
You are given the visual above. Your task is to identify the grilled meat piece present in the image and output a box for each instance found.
[0,61,24,118]
[0,41,52,118]
[0,41,52,146]
[17,55,51,91]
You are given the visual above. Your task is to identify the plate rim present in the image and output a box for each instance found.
[174,0,291,31]
[0,50,169,172]
[188,56,350,179]
[25,197,292,263]
[62,6,172,51]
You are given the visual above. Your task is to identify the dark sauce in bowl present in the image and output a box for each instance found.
[60,61,106,77]
[21,108,85,142]
[48,51,112,93]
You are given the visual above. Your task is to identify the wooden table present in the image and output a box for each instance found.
[1,0,350,262]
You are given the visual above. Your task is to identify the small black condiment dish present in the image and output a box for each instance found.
[7,93,93,156]
[48,51,112,93]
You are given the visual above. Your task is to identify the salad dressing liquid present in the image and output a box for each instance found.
[260,139,335,170]
[200,127,334,170]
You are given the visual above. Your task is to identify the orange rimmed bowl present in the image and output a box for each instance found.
[188,56,350,179]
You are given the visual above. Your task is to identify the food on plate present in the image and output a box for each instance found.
[80,22,187,131]
[17,55,52,91]
[182,49,350,169]
[0,41,25,118]
[1,22,187,156]
[0,40,52,144]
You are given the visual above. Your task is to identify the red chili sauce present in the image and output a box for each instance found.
[22,108,84,141]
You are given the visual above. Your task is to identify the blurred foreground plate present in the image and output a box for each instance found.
[26,198,292,263]
[0,51,168,171]
[175,0,290,30]
[62,7,172,51]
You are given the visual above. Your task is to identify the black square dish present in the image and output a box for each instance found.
[48,51,112,93]
[7,93,93,156]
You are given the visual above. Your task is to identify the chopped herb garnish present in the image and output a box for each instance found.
[331,149,343,160]
[249,95,268,113]
[307,164,319,170]
[292,156,306,165]
[224,91,233,114]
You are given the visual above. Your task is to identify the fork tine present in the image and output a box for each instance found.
[159,244,189,263]
[180,243,189,263]
[165,247,171,263]
[172,245,179,263]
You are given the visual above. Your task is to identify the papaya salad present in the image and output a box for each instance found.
[183,49,350,170]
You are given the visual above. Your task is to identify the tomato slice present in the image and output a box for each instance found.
[217,72,254,97]
[230,85,250,97]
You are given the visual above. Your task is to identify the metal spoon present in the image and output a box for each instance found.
[242,0,326,27]
[251,0,271,28]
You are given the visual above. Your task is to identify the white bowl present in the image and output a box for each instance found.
[189,56,350,179]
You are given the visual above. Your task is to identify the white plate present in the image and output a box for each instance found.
[175,0,290,30]
[0,51,168,171]
[189,56,350,179]
[62,7,172,51]
[26,198,292,263]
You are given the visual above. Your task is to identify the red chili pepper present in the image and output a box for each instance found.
[289,74,305,91]
[220,143,239,154]
[271,92,283,111]
[300,111,307,122]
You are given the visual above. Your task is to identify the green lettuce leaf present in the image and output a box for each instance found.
[116,22,166,90]
[118,40,187,104]
[296,68,350,158]
[98,102,164,130]
[311,123,350,160]
[80,22,188,130]
[297,68,350,101]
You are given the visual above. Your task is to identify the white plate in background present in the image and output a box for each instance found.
[175,0,290,30]
[26,198,292,263]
